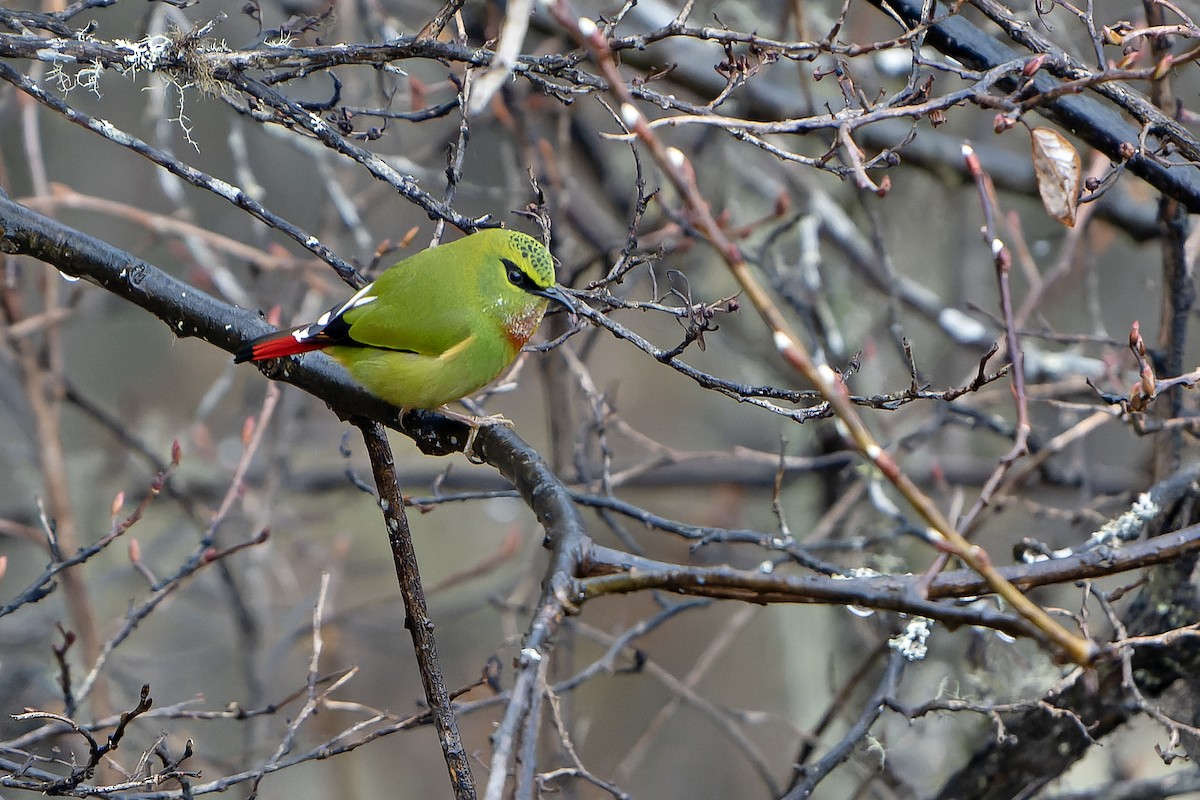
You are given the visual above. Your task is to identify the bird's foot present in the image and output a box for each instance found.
[437,408,514,463]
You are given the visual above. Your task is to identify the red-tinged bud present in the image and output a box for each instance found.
[203,547,218,562]
[774,191,791,217]
[60,628,76,646]
[1129,382,1147,412]
[265,305,283,326]
[129,538,141,563]
[373,239,394,260]
[876,175,892,197]
[1154,55,1175,80]
[256,529,271,543]
[1129,321,1142,351]
[171,438,182,466]
[962,143,983,177]
[409,77,427,109]
[399,226,420,249]
[917,75,934,101]
[575,15,608,47]
[1118,142,1136,160]
[0,555,6,582]
[242,416,256,447]
[1141,362,1157,398]
[994,114,1017,133]
[1023,54,1047,77]
[997,246,1012,274]
[111,492,125,519]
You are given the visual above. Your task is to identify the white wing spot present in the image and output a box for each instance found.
[346,282,375,305]
[331,283,378,318]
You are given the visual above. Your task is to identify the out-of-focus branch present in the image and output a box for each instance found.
[933,546,1200,799]
[357,421,476,800]
[0,189,389,417]
[1,232,111,722]
[784,651,906,798]
[0,61,369,287]
[552,0,1097,666]
[578,520,1200,635]
[471,425,589,800]
[0,189,592,798]
[867,0,1200,211]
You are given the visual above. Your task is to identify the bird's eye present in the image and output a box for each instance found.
[502,258,526,287]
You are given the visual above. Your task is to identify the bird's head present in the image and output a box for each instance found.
[495,230,574,307]
[482,229,575,348]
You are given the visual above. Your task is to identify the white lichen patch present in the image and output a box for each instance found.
[116,34,177,74]
[889,617,933,661]
[1091,491,1158,547]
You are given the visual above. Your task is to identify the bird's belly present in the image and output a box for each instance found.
[331,344,511,409]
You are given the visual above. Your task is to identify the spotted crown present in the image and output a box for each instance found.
[507,231,555,288]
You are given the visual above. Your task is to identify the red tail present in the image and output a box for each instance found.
[235,330,330,363]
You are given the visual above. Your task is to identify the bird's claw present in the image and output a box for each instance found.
[463,415,514,463]
[434,409,513,463]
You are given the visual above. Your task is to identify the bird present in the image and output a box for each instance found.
[236,229,573,413]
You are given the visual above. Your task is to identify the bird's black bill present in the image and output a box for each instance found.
[534,284,576,312]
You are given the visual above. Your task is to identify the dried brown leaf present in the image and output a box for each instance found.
[1031,127,1081,227]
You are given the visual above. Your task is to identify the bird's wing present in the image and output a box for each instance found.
[236,242,482,364]
[337,265,477,357]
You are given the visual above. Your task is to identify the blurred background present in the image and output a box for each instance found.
[1,0,1197,797]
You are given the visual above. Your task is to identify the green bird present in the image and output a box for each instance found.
[236,229,572,411]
